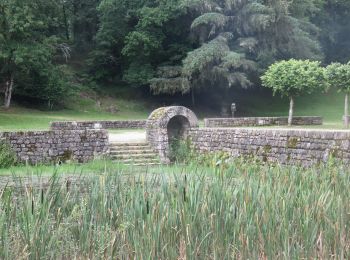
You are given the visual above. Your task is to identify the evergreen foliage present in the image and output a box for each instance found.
[1,0,350,108]
[176,0,323,96]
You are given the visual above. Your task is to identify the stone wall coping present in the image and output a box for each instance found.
[51,119,146,123]
[0,129,107,135]
[204,116,323,127]
[205,116,322,120]
[50,120,147,130]
[197,127,350,133]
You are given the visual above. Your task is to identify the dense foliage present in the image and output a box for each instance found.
[0,140,17,168]
[1,0,350,108]
[0,0,73,109]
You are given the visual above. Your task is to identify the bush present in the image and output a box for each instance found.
[196,151,231,169]
[0,140,17,168]
[169,138,232,168]
[169,138,193,163]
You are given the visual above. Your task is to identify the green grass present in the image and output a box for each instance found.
[0,88,347,131]
[0,159,168,176]
[0,85,152,131]
[238,89,346,128]
[0,160,349,258]
[0,105,149,131]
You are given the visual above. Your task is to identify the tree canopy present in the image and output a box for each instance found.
[1,0,350,109]
[0,0,71,108]
[261,59,326,98]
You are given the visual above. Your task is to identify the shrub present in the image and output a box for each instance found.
[0,140,17,168]
[169,138,193,163]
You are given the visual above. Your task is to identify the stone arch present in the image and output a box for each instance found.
[146,106,199,163]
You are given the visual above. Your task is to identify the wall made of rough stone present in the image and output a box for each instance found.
[146,106,199,163]
[204,116,323,128]
[189,128,350,166]
[0,130,109,164]
[51,120,146,131]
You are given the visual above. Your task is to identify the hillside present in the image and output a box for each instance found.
[0,89,345,131]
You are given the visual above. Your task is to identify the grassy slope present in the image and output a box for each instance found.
[0,95,151,131]
[0,88,346,131]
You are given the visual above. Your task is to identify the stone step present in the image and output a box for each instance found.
[109,142,161,166]
[109,142,150,147]
[123,163,161,167]
[112,158,161,164]
[109,149,155,155]
[111,153,158,160]
[109,145,152,151]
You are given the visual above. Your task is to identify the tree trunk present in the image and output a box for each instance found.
[288,96,294,127]
[345,93,349,128]
[62,2,70,40]
[4,74,14,109]
[191,88,195,107]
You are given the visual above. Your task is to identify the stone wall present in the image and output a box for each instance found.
[204,116,323,128]
[51,120,146,131]
[0,130,109,164]
[189,128,350,166]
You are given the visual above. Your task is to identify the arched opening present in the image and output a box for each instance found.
[167,115,191,162]
[167,115,191,142]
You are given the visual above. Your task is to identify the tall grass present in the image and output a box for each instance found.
[0,161,350,259]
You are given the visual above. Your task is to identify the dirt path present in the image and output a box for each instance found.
[109,131,146,143]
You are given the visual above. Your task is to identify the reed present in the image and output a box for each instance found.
[0,161,349,259]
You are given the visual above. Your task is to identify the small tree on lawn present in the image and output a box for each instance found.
[261,59,326,126]
[326,62,350,128]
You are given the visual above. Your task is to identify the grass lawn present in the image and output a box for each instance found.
[0,89,347,131]
[0,106,149,131]
[238,89,346,128]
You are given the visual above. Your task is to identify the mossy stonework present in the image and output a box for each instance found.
[189,128,350,167]
[146,106,199,163]
[0,130,109,164]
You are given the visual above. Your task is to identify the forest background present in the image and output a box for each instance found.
[1,0,350,112]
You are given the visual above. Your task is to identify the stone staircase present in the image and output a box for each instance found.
[109,142,161,166]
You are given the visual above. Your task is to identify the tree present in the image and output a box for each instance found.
[0,0,71,109]
[261,59,326,126]
[175,0,323,98]
[326,62,350,128]
[91,0,194,87]
[67,0,101,50]
[314,0,350,63]
[0,0,44,108]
